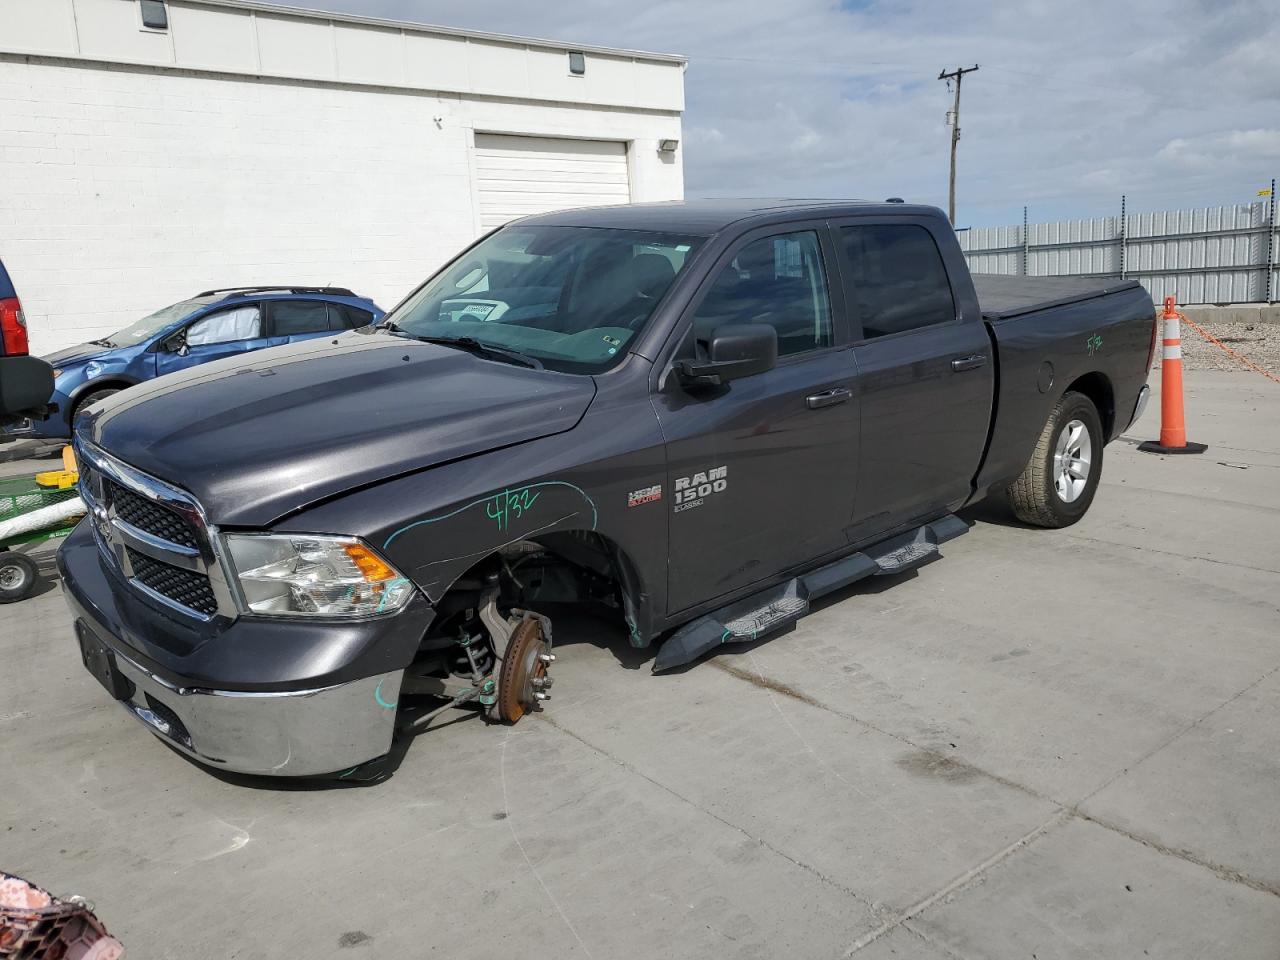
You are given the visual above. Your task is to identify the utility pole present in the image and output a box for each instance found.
[938,64,979,225]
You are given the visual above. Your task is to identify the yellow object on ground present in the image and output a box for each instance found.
[34,446,80,489]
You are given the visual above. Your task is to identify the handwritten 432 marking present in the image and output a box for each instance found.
[486,487,541,530]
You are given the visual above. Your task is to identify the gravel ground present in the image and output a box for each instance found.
[1174,318,1280,374]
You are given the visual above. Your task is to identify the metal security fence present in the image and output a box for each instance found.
[957,185,1279,305]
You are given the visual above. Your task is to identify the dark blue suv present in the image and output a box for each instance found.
[9,286,384,439]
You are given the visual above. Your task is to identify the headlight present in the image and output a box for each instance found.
[51,368,63,378]
[224,533,414,618]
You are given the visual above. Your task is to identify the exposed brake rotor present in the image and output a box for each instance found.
[494,614,554,723]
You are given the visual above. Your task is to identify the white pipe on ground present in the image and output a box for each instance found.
[0,496,85,544]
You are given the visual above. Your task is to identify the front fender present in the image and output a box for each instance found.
[273,384,671,645]
[66,373,143,407]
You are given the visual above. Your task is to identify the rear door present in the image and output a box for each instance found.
[831,217,994,540]
[654,224,860,614]
[266,299,339,344]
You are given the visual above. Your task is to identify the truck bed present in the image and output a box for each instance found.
[972,274,1145,321]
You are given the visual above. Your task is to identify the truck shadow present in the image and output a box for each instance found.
[187,709,482,792]
[191,604,645,791]
[957,496,1035,530]
[0,438,65,463]
[194,513,1020,791]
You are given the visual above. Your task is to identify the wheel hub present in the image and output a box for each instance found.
[1053,418,1092,503]
[0,563,28,590]
[494,615,554,723]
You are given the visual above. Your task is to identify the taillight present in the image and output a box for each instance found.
[1145,310,1158,371]
[1,297,29,355]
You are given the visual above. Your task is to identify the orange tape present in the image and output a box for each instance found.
[1177,312,1280,386]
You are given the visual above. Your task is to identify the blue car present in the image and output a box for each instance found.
[11,286,384,439]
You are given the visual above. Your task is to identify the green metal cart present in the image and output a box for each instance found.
[0,471,83,602]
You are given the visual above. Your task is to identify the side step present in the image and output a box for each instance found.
[652,514,968,672]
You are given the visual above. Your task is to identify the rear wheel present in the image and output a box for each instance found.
[1007,391,1104,528]
[0,552,38,603]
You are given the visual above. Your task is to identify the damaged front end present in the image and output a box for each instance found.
[398,588,556,732]
[393,536,623,735]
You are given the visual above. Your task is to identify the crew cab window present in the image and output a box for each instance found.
[693,231,832,357]
[186,305,261,345]
[269,300,330,335]
[386,226,703,374]
[840,225,955,339]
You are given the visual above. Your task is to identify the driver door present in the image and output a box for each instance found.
[654,225,860,614]
[155,303,276,377]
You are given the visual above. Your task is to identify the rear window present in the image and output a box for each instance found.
[331,303,373,330]
[0,260,15,300]
[269,300,331,336]
[840,224,955,339]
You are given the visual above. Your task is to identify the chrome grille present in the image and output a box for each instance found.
[126,547,219,617]
[107,478,200,548]
[76,442,238,621]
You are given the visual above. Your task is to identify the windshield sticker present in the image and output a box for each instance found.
[628,484,662,507]
[1087,334,1103,355]
[673,466,727,513]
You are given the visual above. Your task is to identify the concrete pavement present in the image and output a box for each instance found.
[1,369,1277,958]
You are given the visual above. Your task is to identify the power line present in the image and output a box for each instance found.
[938,64,979,225]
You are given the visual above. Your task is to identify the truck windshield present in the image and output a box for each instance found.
[385,226,702,373]
[102,297,218,348]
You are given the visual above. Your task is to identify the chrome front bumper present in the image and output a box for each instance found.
[59,516,424,778]
[99,645,403,776]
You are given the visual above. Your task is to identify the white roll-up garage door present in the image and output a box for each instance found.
[474,134,631,231]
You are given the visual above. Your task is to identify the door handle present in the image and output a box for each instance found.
[951,354,987,372]
[806,386,852,409]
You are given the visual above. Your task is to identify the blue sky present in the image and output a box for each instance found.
[269,0,1279,228]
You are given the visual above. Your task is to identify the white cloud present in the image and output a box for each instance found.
[1158,128,1280,172]
[264,0,1279,226]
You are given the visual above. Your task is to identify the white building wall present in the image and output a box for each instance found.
[0,0,685,354]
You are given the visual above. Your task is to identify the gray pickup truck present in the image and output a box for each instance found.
[60,200,1156,778]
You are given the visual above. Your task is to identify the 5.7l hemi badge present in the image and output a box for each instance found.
[628,484,663,507]
[673,466,727,513]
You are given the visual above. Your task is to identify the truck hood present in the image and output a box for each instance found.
[85,333,597,526]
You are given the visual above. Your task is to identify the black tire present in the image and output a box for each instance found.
[72,388,121,426]
[1007,391,1104,528]
[0,551,39,603]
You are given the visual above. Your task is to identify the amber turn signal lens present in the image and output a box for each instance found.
[344,543,397,582]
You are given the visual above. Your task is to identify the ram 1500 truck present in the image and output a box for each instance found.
[59,200,1157,777]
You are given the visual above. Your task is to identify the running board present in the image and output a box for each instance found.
[652,514,968,673]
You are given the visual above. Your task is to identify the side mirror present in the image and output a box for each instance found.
[164,331,189,357]
[675,323,777,387]
[0,356,55,422]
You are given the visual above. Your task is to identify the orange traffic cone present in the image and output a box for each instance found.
[1139,296,1207,455]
